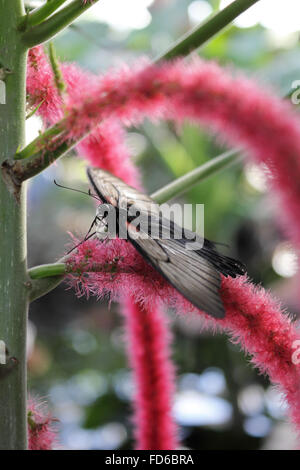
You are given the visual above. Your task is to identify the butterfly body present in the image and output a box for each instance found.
[87,167,245,318]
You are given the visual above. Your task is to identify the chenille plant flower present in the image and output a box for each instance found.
[25,43,300,448]
[27,398,58,450]
[1,0,300,451]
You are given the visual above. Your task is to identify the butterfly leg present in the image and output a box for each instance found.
[66,230,97,255]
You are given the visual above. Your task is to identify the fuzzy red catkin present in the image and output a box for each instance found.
[27,48,300,445]
[68,238,300,439]
[60,59,300,250]
[122,297,178,450]
[27,398,58,450]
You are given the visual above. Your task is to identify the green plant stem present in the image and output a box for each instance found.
[15,121,64,160]
[28,259,68,303]
[151,149,242,203]
[20,0,68,30]
[9,126,92,184]
[0,0,28,450]
[28,262,134,301]
[48,42,66,95]
[14,136,75,182]
[26,98,45,120]
[155,0,260,61]
[21,0,100,47]
[29,263,66,279]
[28,260,136,280]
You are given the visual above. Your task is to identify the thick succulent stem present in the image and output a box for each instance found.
[0,0,29,450]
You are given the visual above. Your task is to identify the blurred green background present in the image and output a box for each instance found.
[26,0,300,450]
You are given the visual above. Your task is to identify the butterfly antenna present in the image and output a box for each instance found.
[54,180,101,202]
[66,231,97,255]
[66,214,107,255]
[55,181,107,255]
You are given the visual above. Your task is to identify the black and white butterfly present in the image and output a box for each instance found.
[86,166,245,319]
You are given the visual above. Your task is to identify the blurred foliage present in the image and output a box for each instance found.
[27,0,300,450]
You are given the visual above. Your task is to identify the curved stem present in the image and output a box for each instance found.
[155,0,260,62]
[8,121,93,185]
[48,42,66,95]
[29,258,68,302]
[15,121,65,160]
[151,148,242,203]
[19,0,68,30]
[10,134,89,184]
[21,0,100,47]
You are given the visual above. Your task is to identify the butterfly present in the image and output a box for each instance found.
[86,166,246,319]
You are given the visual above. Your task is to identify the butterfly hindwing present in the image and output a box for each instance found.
[126,211,225,318]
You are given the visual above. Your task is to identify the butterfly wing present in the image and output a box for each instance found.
[86,167,245,318]
[87,167,156,211]
[125,212,225,317]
